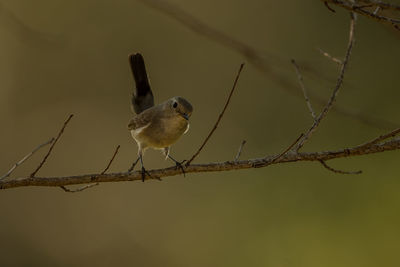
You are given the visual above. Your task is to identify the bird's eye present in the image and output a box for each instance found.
[173,102,178,108]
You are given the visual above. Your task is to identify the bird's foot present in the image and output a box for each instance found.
[174,160,186,177]
[141,166,152,182]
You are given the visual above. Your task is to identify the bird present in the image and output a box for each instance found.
[127,53,193,181]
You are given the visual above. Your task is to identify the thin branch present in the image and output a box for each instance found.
[291,59,317,121]
[30,114,74,177]
[358,0,400,11]
[60,183,99,193]
[317,48,343,65]
[186,63,245,165]
[60,145,121,193]
[101,145,121,174]
[1,138,54,180]
[234,140,247,161]
[296,12,357,151]
[1,135,399,190]
[356,127,400,149]
[319,160,362,174]
[324,1,337,12]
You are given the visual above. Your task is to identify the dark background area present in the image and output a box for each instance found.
[1,0,400,266]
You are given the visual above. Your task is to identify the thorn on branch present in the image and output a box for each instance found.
[319,160,362,174]
[234,140,247,161]
[186,63,245,166]
[30,114,74,177]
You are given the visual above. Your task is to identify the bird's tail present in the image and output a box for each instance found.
[129,53,154,114]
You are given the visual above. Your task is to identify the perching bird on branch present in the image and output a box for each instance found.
[127,53,193,181]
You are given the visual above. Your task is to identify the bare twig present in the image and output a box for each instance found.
[234,140,247,161]
[317,48,343,65]
[2,134,399,190]
[186,63,245,165]
[322,0,400,31]
[1,138,54,180]
[324,1,337,12]
[30,114,74,177]
[60,183,99,193]
[296,12,357,151]
[101,145,121,174]
[319,160,362,174]
[60,145,121,193]
[291,59,317,121]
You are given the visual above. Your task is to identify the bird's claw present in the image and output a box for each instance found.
[141,166,152,182]
[174,160,186,177]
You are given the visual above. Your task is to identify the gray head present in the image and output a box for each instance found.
[167,96,193,120]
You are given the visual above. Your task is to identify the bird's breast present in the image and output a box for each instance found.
[138,116,188,148]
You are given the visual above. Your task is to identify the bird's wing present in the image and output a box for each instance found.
[127,107,155,131]
[129,53,154,114]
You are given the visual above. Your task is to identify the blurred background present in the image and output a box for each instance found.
[1,0,400,266]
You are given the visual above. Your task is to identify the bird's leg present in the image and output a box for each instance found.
[167,154,186,177]
[139,153,152,182]
[128,157,140,173]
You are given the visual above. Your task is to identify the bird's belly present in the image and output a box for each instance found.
[135,118,188,149]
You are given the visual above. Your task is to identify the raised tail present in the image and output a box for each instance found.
[129,53,154,114]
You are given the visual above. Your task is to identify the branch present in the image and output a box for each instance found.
[59,144,121,193]
[30,114,74,177]
[1,135,399,190]
[186,63,245,165]
[291,59,317,121]
[356,127,400,149]
[136,0,399,131]
[296,12,357,151]
[323,0,400,31]
[0,138,54,180]
[101,145,121,174]
[319,160,362,174]
[60,183,99,193]
[253,133,304,168]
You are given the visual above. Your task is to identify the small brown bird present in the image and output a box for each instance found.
[127,53,193,181]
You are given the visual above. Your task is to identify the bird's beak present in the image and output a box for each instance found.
[180,113,189,120]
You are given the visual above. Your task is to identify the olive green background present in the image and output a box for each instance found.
[1,0,400,266]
